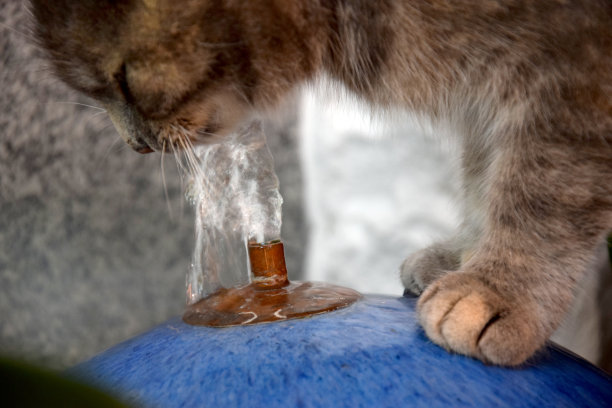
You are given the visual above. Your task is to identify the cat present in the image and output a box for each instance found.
[31,0,611,366]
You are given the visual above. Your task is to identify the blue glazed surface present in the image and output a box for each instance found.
[71,295,612,408]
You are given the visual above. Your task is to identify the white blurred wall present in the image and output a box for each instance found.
[299,86,460,295]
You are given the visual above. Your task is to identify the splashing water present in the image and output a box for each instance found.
[184,121,283,304]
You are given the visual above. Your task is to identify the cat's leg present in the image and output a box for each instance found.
[401,147,486,295]
[417,133,611,366]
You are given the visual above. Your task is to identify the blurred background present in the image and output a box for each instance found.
[1,2,609,372]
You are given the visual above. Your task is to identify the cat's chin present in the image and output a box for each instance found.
[126,130,225,155]
[118,123,235,155]
[106,103,244,154]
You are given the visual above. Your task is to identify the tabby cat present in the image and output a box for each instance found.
[31,0,611,366]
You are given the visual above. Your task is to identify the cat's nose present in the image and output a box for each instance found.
[125,136,156,154]
[123,133,155,154]
[135,145,154,154]
[106,103,158,154]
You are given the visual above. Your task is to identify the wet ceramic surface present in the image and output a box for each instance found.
[72,295,612,408]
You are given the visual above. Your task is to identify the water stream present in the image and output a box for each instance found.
[183,121,283,304]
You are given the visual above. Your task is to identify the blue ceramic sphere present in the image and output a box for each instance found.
[71,295,612,407]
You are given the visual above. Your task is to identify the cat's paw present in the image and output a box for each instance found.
[400,243,460,295]
[417,273,544,366]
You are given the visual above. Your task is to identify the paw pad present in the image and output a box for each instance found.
[418,273,542,366]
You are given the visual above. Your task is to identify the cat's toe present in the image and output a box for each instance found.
[400,244,460,295]
[400,256,427,295]
[417,273,543,366]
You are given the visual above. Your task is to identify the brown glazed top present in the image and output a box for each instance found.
[183,240,361,327]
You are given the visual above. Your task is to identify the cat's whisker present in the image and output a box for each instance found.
[170,135,189,176]
[169,142,188,217]
[0,21,37,42]
[182,133,205,170]
[33,70,67,87]
[183,131,200,150]
[168,141,187,192]
[85,117,111,133]
[231,83,256,110]
[169,143,184,177]
[87,110,109,123]
[196,130,218,138]
[19,65,52,76]
[177,134,198,178]
[169,126,191,175]
[53,101,106,111]
[186,146,206,186]
[173,125,200,172]
[99,122,117,135]
[195,127,224,144]
[160,140,175,221]
[183,137,204,180]
[94,134,124,172]
[24,3,34,17]
[169,142,181,170]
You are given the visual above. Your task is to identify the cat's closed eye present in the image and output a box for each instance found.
[113,63,133,104]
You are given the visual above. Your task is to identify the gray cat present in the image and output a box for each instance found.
[31,0,611,366]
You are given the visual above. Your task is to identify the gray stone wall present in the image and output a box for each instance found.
[0,2,305,369]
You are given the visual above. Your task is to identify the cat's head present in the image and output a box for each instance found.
[31,0,321,153]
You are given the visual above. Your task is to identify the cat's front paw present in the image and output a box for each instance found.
[401,243,461,295]
[417,273,544,366]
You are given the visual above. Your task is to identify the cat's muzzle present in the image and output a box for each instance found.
[106,103,158,154]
